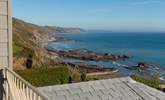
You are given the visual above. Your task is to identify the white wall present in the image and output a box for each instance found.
[0,0,12,69]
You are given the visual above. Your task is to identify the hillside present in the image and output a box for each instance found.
[13,18,84,70]
[13,18,84,47]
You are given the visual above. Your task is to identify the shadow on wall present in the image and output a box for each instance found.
[0,69,4,100]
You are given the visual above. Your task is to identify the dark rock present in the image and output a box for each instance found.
[105,53,113,57]
[137,62,150,69]
[122,55,129,59]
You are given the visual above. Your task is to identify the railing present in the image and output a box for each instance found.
[4,68,49,100]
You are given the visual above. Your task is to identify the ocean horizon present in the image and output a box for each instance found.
[49,32,165,79]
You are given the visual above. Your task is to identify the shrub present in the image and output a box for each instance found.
[81,72,87,81]
[69,67,81,82]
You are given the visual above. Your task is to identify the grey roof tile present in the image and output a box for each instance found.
[55,90,70,96]
[68,87,82,94]
[38,77,165,100]
[86,95,101,100]
[53,95,66,100]
[65,94,79,100]
[78,92,92,98]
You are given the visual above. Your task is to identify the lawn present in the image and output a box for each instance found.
[16,67,71,87]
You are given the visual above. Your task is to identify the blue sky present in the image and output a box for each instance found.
[13,0,165,32]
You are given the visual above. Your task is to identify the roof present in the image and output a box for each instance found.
[38,77,165,100]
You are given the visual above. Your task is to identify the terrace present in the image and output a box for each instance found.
[0,0,165,100]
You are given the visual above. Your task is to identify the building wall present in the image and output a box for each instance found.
[0,0,12,69]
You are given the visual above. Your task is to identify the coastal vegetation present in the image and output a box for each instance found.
[81,72,87,81]
[15,65,103,87]
[13,43,23,55]
[131,74,161,90]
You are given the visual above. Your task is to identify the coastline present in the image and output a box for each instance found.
[42,34,122,77]
[43,34,130,79]
[43,33,165,82]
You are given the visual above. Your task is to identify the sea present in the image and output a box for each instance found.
[48,32,165,80]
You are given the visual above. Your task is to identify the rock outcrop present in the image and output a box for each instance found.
[137,62,150,69]
[47,49,129,61]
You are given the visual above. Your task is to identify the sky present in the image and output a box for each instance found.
[13,0,165,32]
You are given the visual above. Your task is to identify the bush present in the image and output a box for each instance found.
[81,72,87,81]
[69,68,81,82]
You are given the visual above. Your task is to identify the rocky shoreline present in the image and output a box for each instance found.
[45,37,130,76]
[45,35,164,81]
[47,49,130,62]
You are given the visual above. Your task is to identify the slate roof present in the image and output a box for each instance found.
[38,77,165,100]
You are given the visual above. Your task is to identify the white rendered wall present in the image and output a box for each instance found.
[0,0,12,69]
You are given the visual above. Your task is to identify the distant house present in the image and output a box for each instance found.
[0,0,12,69]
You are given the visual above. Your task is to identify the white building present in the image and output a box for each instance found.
[0,0,12,69]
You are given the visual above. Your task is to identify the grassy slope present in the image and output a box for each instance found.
[13,18,37,57]
[13,18,84,67]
